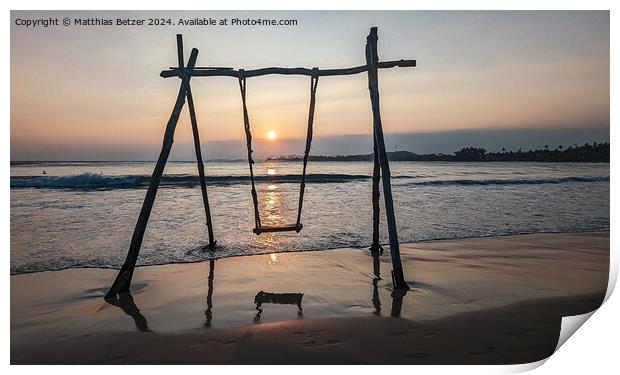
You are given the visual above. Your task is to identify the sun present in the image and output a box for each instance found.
[267,130,277,140]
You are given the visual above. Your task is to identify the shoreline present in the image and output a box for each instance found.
[11,231,610,364]
[10,229,611,276]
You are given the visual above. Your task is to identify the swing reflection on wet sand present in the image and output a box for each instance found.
[254,291,305,323]
[106,250,406,332]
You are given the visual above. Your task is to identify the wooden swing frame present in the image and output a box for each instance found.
[106,27,416,300]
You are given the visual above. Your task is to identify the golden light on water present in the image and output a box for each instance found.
[256,186,290,253]
[267,130,277,140]
[265,192,281,220]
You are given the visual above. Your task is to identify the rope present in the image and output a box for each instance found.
[238,70,261,228]
[239,68,319,232]
[295,68,319,229]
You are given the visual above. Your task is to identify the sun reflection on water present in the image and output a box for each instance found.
[269,253,278,265]
[264,191,283,223]
[255,163,296,252]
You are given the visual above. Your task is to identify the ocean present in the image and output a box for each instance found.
[10,161,610,274]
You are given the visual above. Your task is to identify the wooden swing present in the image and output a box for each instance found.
[105,27,416,301]
[238,69,319,235]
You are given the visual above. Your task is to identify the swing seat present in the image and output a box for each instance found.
[253,223,303,235]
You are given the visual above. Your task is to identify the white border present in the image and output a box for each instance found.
[4,1,617,373]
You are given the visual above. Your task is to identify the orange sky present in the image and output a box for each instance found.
[11,10,609,160]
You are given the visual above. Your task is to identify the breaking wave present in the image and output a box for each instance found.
[401,175,610,187]
[10,172,610,190]
[10,172,371,189]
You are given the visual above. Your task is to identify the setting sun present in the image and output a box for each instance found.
[267,130,277,140]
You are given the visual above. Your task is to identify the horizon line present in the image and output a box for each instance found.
[10,141,610,163]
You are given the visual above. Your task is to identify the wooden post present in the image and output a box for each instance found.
[181,33,216,248]
[390,289,407,317]
[372,252,382,315]
[370,135,382,253]
[105,36,199,300]
[365,27,409,290]
[204,259,215,327]
[186,82,216,249]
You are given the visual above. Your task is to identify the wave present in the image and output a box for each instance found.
[10,172,371,189]
[11,173,141,189]
[10,172,609,190]
[400,175,610,187]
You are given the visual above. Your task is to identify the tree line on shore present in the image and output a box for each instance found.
[266,142,609,162]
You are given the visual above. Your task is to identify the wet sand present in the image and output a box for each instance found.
[11,232,609,364]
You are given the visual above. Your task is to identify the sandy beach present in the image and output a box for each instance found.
[11,232,609,364]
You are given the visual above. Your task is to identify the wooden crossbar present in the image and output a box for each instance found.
[160,59,416,79]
